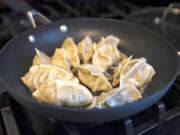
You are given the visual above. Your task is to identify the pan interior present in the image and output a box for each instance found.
[0,18,178,109]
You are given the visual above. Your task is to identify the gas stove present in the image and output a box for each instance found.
[0,0,180,135]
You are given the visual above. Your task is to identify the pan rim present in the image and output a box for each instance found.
[0,18,178,113]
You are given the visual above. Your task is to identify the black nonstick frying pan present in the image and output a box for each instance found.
[0,0,178,123]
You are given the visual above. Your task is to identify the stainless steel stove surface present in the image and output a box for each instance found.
[0,0,180,135]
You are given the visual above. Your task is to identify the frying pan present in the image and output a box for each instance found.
[0,0,178,123]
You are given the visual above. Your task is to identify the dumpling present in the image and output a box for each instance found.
[32,80,93,107]
[112,57,148,87]
[106,85,142,107]
[96,35,120,49]
[119,51,128,60]
[92,36,120,73]
[32,48,51,66]
[62,37,80,68]
[88,88,117,109]
[92,46,120,73]
[98,44,120,64]
[78,35,94,63]
[112,56,133,87]
[92,51,112,73]
[78,64,112,92]
[95,37,104,50]
[21,64,73,91]
[122,58,147,74]
[71,77,80,83]
[51,48,71,72]
[112,63,122,87]
[121,59,156,93]
[92,45,120,73]
[88,85,142,109]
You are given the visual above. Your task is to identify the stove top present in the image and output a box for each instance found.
[0,0,180,135]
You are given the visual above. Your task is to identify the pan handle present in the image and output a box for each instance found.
[2,0,51,28]
[26,10,52,28]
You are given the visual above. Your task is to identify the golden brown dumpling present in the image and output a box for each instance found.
[112,56,133,87]
[96,35,120,49]
[98,44,120,64]
[121,59,156,93]
[119,51,128,60]
[78,64,112,92]
[62,37,80,68]
[51,48,71,72]
[93,45,120,73]
[106,85,142,107]
[88,88,117,109]
[32,48,51,66]
[92,35,120,73]
[21,64,73,91]
[112,63,122,87]
[112,57,147,87]
[88,85,142,109]
[92,51,112,73]
[78,35,94,63]
[32,80,93,107]
[72,77,80,83]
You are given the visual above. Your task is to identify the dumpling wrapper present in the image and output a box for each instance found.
[119,51,128,60]
[32,48,51,66]
[78,64,112,92]
[32,80,93,107]
[92,51,112,73]
[121,59,156,93]
[93,36,120,73]
[92,45,120,73]
[62,37,80,68]
[96,35,120,49]
[88,88,117,109]
[78,35,94,63]
[72,77,80,83]
[112,57,148,87]
[106,85,142,107]
[98,44,120,64]
[112,56,133,87]
[51,48,71,72]
[21,64,73,92]
[88,85,142,109]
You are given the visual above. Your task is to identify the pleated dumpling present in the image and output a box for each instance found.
[112,56,133,87]
[96,35,120,49]
[88,88,117,109]
[62,37,80,68]
[78,35,94,63]
[51,48,71,72]
[112,57,148,87]
[92,35,120,73]
[98,44,120,64]
[78,64,112,92]
[121,59,156,93]
[106,85,142,107]
[32,80,93,107]
[21,64,73,91]
[88,85,142,109]
[92,51,112,73]
[32,48,51,66]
